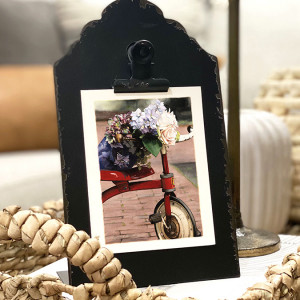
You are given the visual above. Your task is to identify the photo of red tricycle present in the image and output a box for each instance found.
[94,96,206,246]
[100,127,202,240]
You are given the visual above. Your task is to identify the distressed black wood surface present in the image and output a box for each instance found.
[54,0,239,287]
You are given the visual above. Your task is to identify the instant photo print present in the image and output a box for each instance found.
[54,0,239,287]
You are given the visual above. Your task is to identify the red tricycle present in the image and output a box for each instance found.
[100,127,201,240]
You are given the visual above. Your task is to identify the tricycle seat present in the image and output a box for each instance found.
[100,166,155,181]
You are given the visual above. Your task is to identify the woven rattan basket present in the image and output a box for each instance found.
[0,200,299,300]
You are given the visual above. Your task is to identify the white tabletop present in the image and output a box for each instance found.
[31,235,300,300]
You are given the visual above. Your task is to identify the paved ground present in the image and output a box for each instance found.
[97,121,202,244]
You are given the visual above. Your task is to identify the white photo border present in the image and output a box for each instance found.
[81,87,215,253]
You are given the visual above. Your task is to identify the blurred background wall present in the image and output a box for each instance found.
[1,0,300,109]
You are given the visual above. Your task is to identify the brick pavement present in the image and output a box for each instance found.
[97,121,202,244]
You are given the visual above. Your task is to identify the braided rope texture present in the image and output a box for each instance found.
[0,200,64,277]
[0,205,197,300]
[254,68,300,116]
[238,252,300,300]
[1,204,300,299]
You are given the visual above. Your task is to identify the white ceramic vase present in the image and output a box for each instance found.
[225,109,291,233]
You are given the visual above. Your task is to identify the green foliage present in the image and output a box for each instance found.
[142,135,162,157]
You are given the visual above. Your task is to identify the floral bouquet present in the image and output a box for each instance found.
[98,100,180,171]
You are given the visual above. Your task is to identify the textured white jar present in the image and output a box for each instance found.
[225,109,291,233]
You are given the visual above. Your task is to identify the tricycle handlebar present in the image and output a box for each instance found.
[117,126,194,144]
[177,126,194,143]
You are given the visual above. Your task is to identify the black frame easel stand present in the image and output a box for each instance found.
[54,0,239,286]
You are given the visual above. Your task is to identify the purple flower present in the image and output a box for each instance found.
[105,113,132,146]
[130,100,166,134]
[110,143,123,149]
[154,100,167,114]
[114,153,130,168]
[130,108,146,130]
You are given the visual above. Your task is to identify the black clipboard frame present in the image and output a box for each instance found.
[54,0,239,287]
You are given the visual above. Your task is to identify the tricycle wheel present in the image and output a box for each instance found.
[153,196,201,239]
